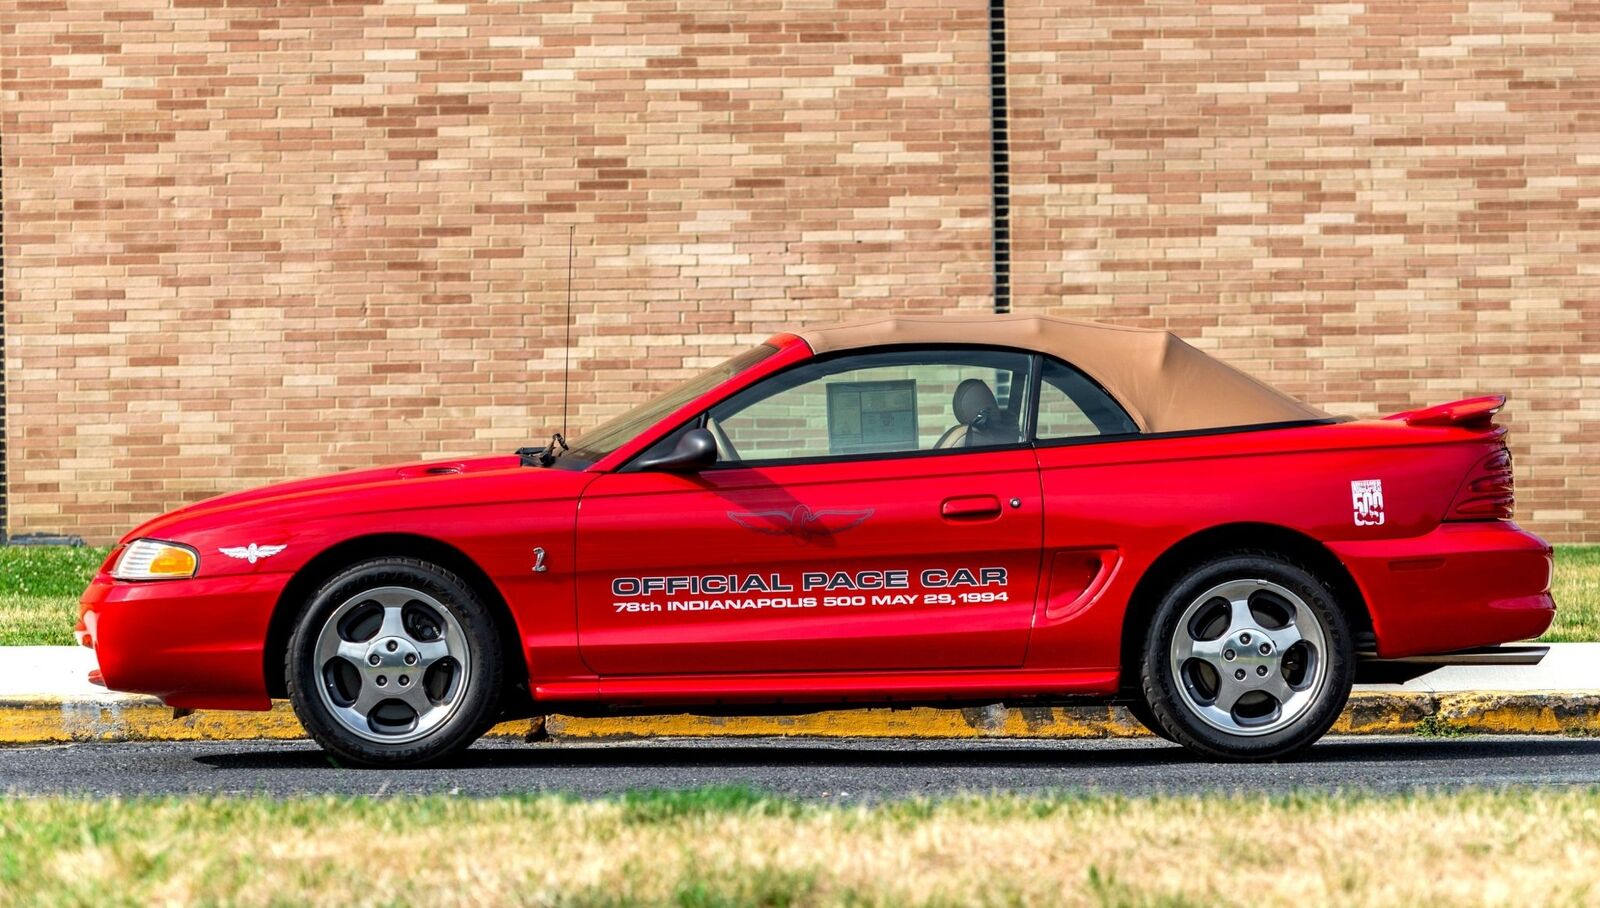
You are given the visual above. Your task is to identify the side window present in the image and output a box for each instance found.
[706,348,1031,464]
[1034,358,1138,440]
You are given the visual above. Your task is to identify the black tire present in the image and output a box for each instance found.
[1139,551,1354,762]
[1122,696,1176,742]
[285,557,504,767]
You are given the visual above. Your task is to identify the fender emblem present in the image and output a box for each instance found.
[728,506,874,542]
[218,543,287,564]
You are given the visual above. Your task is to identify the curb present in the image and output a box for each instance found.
[1,691,1597,744]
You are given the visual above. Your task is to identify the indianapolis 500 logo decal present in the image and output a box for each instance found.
[1351,479,1385,527]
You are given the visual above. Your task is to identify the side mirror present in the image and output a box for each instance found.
[635,427,718,473]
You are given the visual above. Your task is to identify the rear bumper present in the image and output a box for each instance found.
[78,572,286,710]
[1331,522,1555,659]
[1356,644,1548,684]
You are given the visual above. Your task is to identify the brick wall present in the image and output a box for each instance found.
[2,0,1596,544]
[0,0,995,543]
[1007,0,1600,542]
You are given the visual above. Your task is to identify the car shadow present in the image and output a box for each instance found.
[192,735,1600,772]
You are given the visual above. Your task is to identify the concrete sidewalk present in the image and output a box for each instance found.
[1358,643,1600,693]
[1,645,1597,744]
[1,647,142,701]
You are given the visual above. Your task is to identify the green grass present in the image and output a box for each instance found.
[0,546,110,646]
[1,544,1597,647]
[0,544,111,597]
[2,788,1600,906]
[1546,544,1600,643]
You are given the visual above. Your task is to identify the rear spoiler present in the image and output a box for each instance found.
[1384,395,1506,429]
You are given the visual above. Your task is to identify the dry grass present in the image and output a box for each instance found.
[3,788,1600,906]
[0,594,77,647]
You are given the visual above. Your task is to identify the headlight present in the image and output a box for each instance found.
[111,539,199,581]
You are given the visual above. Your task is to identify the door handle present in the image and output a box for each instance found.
[941,495,1003,520]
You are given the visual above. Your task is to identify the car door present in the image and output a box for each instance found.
[574,347,1045,676]
[1025,355,1145,672]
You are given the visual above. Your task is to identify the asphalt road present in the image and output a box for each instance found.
[4,735,1600,799]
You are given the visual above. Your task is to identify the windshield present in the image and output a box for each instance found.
[556,343,778,467]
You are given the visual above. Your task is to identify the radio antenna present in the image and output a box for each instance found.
[522,226,575,467]
[561,224,574,441]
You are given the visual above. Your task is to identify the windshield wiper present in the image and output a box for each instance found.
[516,432,569,468]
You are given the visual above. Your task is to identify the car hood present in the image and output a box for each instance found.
[122,454,538,543]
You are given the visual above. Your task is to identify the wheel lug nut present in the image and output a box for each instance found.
[1224,649,1236,661]
[1259,643,1271,655]
[387,640,398,652]
[1240,633,1252,645]
[405,653,418,665]
[368,655,380,666]
[376,675,387,687]
[1234,668,1246,680]
[399,675,410,686]
[1257,666,1268,677]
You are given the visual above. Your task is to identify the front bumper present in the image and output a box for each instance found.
[78,571,287,710]
[1330,521,1555,659]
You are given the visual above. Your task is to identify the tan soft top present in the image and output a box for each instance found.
[796,314,1329,434]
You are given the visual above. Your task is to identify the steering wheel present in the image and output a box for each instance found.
[706,415,740,463]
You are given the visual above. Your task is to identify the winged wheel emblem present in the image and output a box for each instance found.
[219,543,287,564]
[728,505,874,542]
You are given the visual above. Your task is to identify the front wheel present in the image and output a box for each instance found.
[286,557,503,766]
[1139,552,1354,761]
[1121,696,1175,742]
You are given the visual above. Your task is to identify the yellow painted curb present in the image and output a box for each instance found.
[2,691,1596,744]
[0,696,540,745]
[1436,692,1600,736]
[0,697,307,745]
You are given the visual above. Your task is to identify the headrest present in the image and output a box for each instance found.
[952,379,999,426]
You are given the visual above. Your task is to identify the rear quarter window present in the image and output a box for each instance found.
[1034,358,1138,440]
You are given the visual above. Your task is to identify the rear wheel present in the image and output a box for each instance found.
[1139,552,1354,761]
[286,558,503,766]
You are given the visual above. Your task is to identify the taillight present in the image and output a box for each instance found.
[1447,446,1514,520]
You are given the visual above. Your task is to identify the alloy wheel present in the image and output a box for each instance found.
[312,585,472,745]
[1167,578,1328,736]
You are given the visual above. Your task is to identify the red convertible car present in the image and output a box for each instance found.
[78,315,1555,764]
